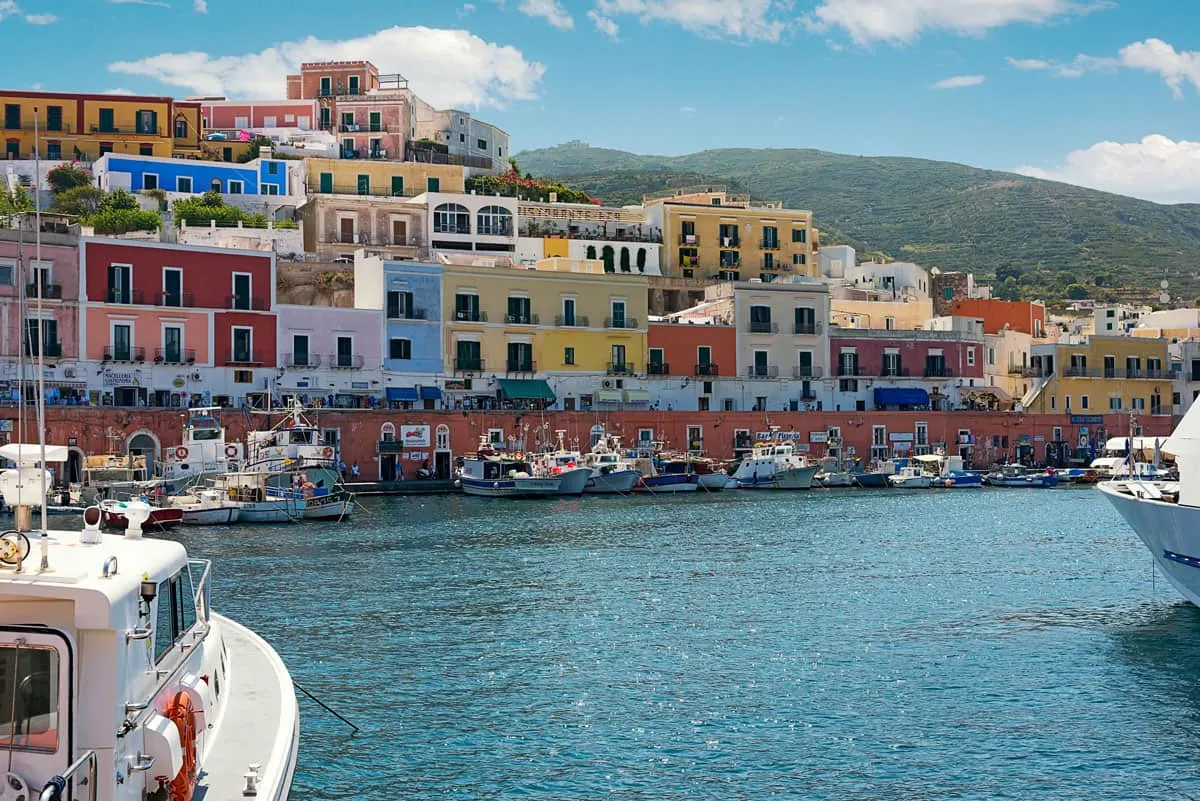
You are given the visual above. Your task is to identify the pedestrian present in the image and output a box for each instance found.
[339,459,347,480]
[351,462,360,480]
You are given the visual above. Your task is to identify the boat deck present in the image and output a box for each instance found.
[199,615,298,801]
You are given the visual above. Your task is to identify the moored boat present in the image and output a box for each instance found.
[852,459,896,488]
[210,471,308,522]
[159,407,245,490]
[168,488,241,525]
[915,453,983,488]
[731,439,818,489]
[582,435,642,494]
[888,465,932,489]
[99,497,184,529]
[983,464,1060,488]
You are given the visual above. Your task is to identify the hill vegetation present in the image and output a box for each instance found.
[517,143,1200,304]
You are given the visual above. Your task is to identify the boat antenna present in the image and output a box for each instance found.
[33,108,49,563]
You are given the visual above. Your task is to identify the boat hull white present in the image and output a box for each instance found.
[235,498,307,523]
[697,472,727,491]
[181,505,240,525]
[820,472,854,488]
[302,496,354,520]
[584,469,641,494]
[1100,482,1200,607]
[889,476,932,489]
[462,468,592,498]
[771,465,821,489]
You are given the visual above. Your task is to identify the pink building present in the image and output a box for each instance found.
[286,61,409,160]
[197,99,318,131]
[0,227,81,364]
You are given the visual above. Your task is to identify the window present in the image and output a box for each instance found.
[749,304,772,333]
[163,326,183,363]
[507,342,533,372]
[433,203,470,234]
[99,142,113,155]
[988,347,996,366]
[792,228,807,243]
[319,173,333,193]
[340,114,355,132]
[143,173,158,191]
[1081,395,1089,410]
[44,141,60,160]
[564,347,575,365]
[348,75,360,95]
[341,138,355,158]
[162,268,182,307]
[97,107,114,132]
[761,226,779,249]
[967,347,976,367]
[0,643,59,751]
[222,147,232,163]
[649,348,665,373]
[107,264,131,304]
[763,252,775,270]
[320,76,332,96]
[507,296,532,324]
[885,316,896,331]
[1050,395,1056,410]
[460,133,465,143]
[794,307,815,335]
[0,260,12,285]
[456,340,482,371]
[174,118,188,138]
[24,319,57,357]
[228,180,243,194]
[292,334,310,367]
[369,136,383,155]
[177,176,193,193]
[391,176,404,197]
[357,174,370,196]
[139,144,153,156]
[562,298,576,326]
[753,350,769,377]
[610,300,627,328]
[46,105,62,132]
[474,138,486,150]
[944,287,953,300]
[697,345,712,366]
[797,350,814,378]
[231,327,253,363]
[1065,395,1072,411]
[111,323,132,361]
[612,344,628,371]
[2,104,18,130]
[135,109,157,135]
[427,177,440,192]
[387,291,415,319]
[882,351,901,377]
[1132,397,1146,411]
[455,293,481,322]
[1110,396,1122,410]
[793,253,807,266]
[232,273,251,311]
[477,206,513,236]
[336,336,353,368]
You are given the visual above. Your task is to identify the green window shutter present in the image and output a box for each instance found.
[357,174,370,195]
[319,172,333,193]
[427,177,440,193]
[391,176,404,196]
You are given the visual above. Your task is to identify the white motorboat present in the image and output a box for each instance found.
[0,444,298,800]
[815,457,853,488]
[773,465,822,489]
[209,471,307,523]
[1101,409,1200,606]
[243,401,339,473]
[168,489,241,525]
[459,438,591,498]
[160,408,245,489]
[731,439,818,489]
[582,436,642,494]
[888,465,933,489]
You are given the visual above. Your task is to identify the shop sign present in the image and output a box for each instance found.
[401,425,431,448]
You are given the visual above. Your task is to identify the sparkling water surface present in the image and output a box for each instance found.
[168,488,1200,800]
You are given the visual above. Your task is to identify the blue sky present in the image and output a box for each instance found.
[3,0,1200,202]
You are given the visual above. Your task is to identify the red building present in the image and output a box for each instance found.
[648,322,737,378]
[197,99,319,132]
[286,60,409,161]
[952,298,1047,337]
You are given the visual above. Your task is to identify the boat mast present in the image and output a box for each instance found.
[33,108,48,546]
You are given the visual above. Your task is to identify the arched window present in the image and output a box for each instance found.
[381,422,396,442]
[477,205,513,236]
[601,245,615,273]
[174,116,189,139]
[436,424,450,451]
[210,178,222,192]
[433,203,470,234]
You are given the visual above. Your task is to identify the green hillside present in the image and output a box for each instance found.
[517,143,1200,303]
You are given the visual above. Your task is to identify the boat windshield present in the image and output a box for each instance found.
[0,644,59,752]
[288,430,315,445]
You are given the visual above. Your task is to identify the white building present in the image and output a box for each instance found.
[423,191,518,261]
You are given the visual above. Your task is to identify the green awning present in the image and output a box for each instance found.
[497,379,555,400]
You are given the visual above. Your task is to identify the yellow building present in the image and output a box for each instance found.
[306,158,466,197]
[831,298,933,330]
[643,188,817,282]
[1,90,203,160]
[441,257,648,384]
[1024,335,1172,415]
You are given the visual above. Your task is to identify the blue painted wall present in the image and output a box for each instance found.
[103,155,288,195]
[383,261,443,374]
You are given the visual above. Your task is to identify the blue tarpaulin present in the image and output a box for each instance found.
[420,386,442,400]
[387,387,419,402]
[874,388,930,408]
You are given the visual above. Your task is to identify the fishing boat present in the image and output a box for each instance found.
[1060,468,1101,485]
[815,457,853,488]
[209,471,308,522]
[264,465,354,521]
[983,464,1060,488]
[159,407,244,491]
[915,453,983,488]
[243,401,339,473]
[75,453,149,505]
[888,465,933,489]
[168,488,241,525]
[99,497,184,529]
[459,454,590,498]
[581,435,641,494]
[852,459,896,488]
[731,439,819,489]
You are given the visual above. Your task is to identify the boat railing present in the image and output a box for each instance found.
[122,583,211,727]
[44,749,99,801]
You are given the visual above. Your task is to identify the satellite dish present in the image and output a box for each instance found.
[1160,292,1171,304]
[1160,280,1170,289]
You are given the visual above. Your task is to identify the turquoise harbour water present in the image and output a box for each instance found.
[171,488,1200,800]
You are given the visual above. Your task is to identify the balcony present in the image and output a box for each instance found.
[454,358,484,373]
[387,307,427,320]
[647,362,670,376]
[719,236,741,248]
[316,184,419,198]
[2,122,74,133]
[607,362,636,376]
[505,313,539,325]
[25,341,62,359]
[285,353,321,369]
[91,125,162,136]
[924,366,955,378]
[106,288,144,305]
[694,363,720,377]
[800,389,818,401]
[24,283,62,300]
[554,315,589,327]
[506,360,536,375]
[103,346,146,363]
[226,295,268,312]
[748,321,778,334]
[378,440,404,454]
[837,366,867,377]
[793,366,825,379]
[1064,367,1099,378]
[760,240,781,250]
[154,347,196,365]
[338,123,396,133]
[793,322,823,335]
[328,354,365,370]
[746,365,779,379]
[433,224,472,235]
[605,317,639,329]
[879,367,911,377]
[157,291,196,308]
[453,310,487,323]
[227,350,262,366]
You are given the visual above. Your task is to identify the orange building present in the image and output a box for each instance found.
[952,299,1047,337]
[648,322,737,378]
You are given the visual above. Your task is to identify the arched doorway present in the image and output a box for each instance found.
[64,447,85,485]
[435,424,451,479]
[126,431,160,479]
[379,423,397,481]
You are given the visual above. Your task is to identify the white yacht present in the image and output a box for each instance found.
[159,408,245,489]
[244,403,338,473]
[0,443,298,801]
[888,465,933,489]
[731,441,820,489]
[1100,409,1200,606]
[581,436,641,494]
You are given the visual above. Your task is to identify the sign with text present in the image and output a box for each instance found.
[889,433,915,442]
[401,425,430,448]
[103,371,141,388]
[756,431,802,441]
[809,432,828,443]
[1070,415,1105,425]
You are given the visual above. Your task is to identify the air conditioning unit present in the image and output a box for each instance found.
[602,379,614,389]
[63,367,76,378]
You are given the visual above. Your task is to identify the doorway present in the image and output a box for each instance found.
[380,455,397,481]
[127,432,159,477]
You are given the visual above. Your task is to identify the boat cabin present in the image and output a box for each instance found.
[462,458,533,481]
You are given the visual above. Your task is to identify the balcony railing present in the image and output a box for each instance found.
[387,307,427,320]
[91,125,162,135]
[793,322,823,335]
[793,366,824,379]
[317,184,419,198]
[453,310,487,323]
[454,358,484,372]
[226,295,268,311]
[25,341,62,358]
[694,363,719,377]
[679,233,698,245]
[285,353,321,369]
[605,317,639,329]
[506,360,535,374]
[607,362,635,376]
[157,291,196,308]
[647,362,670,376]
[837,366,867,377]
[227,350,263,366]
[329,354,365,370]
[760,240,781,250]
[748,321,778,334]
[800,390,818,401]
[879,367,911,377]
[106,288,144,305]
[746,365,779,379]
[924,367,954,378]
[505,313,539,325]
[25,283,62,300]
[433,224,472,235]
[554,315,589,327]
[378,440,404,454]
[154,347,196,365]
[2,122,74,133]
[103,345,146,363]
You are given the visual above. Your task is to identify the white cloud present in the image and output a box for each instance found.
[102,87,137,95]
[24,12,56,22]
[1017,135,1200,204]
[109,0,171,6]
[0,1,18,20]
[1119,38,1200,98]
[1005,53,1117,77]
[592,0,787,42]
[931,74,985,89]
[587,9,619,37]
[1006,56,1051,70]
[680,105,696,115]
[109,26,545,108]
[458,2,476,16]
[193,0,206,10]
[809,0,1102,43]
[518,0,572,28]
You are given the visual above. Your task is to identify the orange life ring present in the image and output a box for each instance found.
[165,691,197,801]
[322,446,333,458]
[224,444,238,458]
[175,446,188,460]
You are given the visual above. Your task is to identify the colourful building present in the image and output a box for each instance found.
[95,153,299,199]
[198,98,319,132]
[1024,335,1172,416]
[353,255,444,378]
[643,188,817,282]
[952,298,1047,337]
[305,157,464,198]
[1,90,202,161]
[274,304,384,409]
[647,322,737,379]
[830,297,933,331]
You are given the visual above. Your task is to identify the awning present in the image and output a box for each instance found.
[596,389,623,403]
[623,389,651,402]
[874,388,930,407]
[420,386,442,400]
[387,387,419,402]
[497,378,555,400]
